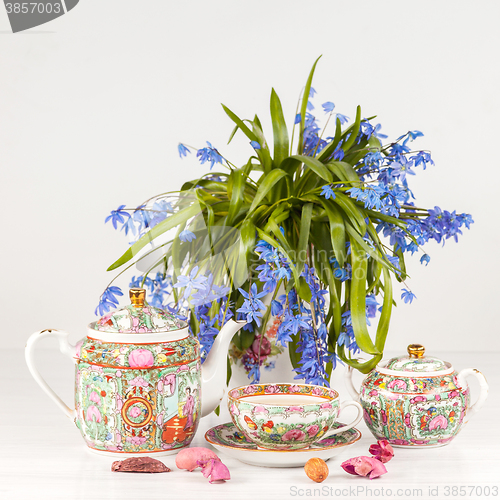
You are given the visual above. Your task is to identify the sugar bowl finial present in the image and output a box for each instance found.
[130,288,146,308]
[407,344,425,358]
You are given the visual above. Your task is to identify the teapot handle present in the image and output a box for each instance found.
[25,329,77,421]
[457,368,489,421]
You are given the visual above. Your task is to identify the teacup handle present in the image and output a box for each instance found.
[25,329,77,421]
[323,400,363,437]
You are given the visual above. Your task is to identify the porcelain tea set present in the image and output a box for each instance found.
[26,288,489,466]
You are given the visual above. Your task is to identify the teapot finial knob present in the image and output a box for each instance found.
[408,344,425,358]
[130,288,146,308]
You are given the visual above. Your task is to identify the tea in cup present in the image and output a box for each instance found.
[227,383,362,450]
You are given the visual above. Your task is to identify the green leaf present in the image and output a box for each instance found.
[222,104,259,143]
[375,267,393,351]
[321,200,346,268]
[297,276,312,302]
[316,116,343,162]
[233,218,256,287]
[240,330,256,350]
[291,155,333,185]
[342,105,361,152]
[226,355,232,386]
[350,238,380,355]
[314,247,341,338]
[288,333,300,369]
[297,203,313,275]
[227,124,239,145]
[270,89,289,168]
[248,169,289,213]
[327,161,360,187]
[107,203,201,271]
[333,192,367,235]
[345,223,394,271]
[337,345,383,374]
[226,169,245,225]
[298,56,322,155]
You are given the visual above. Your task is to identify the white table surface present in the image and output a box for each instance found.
[1,348,498,500]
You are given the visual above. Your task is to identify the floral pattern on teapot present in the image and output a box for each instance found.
[75,336,198,368]
[74,336,201,454]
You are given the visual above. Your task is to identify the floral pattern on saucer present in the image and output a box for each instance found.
[206,421,360,451]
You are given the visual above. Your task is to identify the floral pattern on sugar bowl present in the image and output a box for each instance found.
[227,383,362,450]
[345,344,489,447]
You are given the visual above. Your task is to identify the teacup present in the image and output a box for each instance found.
[227,383,363,450]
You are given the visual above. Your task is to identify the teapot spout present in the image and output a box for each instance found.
[200,319,245,417]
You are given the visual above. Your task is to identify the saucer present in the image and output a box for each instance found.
[204,421,361,468]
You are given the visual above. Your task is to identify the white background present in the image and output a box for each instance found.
[1,0,499,354]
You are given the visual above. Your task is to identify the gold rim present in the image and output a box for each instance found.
[227,382,338,406]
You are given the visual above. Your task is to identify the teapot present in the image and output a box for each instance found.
[344,344,488,447]
[25,288,245,456]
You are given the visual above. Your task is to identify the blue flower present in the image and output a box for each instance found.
[372,123,388,141]
[150,199,173,228]
[420,254,431,266]
[250,140,261,150]
[132,206,152,233]
[121,216,137,237]
[322,101,335,113]
[237,283,267,327]
[149,272,172,308]
[335,113,349,125]
[178,143,191,158]
[95,286,123,316]
[411,151,434,170]
[179,229,196,243]
[105,205,129,230]
[320,184,336,200]
[196,141,224,169]
[401,289,417,304]
[191,275,218,306]
[271,299,283,317]
[391,159,416,182]
[173,266,208,299]
[295,114,301,124]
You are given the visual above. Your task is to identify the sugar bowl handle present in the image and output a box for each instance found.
[25,329,77,421]
[457,368,489,421]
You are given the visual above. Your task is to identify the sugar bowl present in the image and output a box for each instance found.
[345,344,488,447]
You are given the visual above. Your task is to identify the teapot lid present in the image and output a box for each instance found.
[93,288,184,333]
[379,344,451,374]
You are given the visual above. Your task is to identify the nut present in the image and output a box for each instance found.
[304,457,329,483]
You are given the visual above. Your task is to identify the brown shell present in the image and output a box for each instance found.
[304,457,329,483]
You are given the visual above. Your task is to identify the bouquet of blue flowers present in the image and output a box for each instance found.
[100,57,472,385]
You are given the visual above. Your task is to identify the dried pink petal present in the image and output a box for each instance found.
[175,447,220,472]
[341,456,387,479]
[198,458,231,483]
[111,457,170,473]
[369,440,394,463]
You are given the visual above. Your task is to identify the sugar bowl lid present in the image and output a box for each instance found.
[378,344,452,375]
[93,288,184,333]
